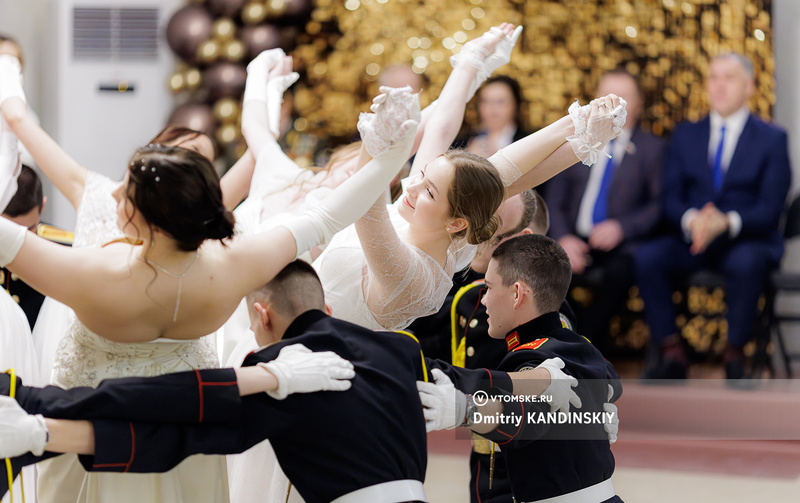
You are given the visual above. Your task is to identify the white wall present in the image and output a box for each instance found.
[773,0,800,200]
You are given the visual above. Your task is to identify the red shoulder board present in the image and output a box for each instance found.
[512,338,549,352]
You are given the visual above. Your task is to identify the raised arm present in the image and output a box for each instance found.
[0,56,88,208]
[496,95,627,198]
[0,116,20,210]
[219,149,256,211]
[225,87,420,294]
[410,24,521,177]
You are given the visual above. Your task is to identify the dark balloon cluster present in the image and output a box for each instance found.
[164,0,312,156]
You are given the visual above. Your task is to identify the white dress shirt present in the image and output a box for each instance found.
[575,128,633,237]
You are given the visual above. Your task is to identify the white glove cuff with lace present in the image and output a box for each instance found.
[565,98,627,166]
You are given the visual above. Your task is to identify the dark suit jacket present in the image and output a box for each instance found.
[545,126,668,251]
[662,114,792,260]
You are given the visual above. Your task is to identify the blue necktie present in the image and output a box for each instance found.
[712,125,726,192]
[592,139,617,224]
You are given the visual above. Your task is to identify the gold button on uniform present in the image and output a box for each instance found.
[467,346,475,357]
[469,319,479,328]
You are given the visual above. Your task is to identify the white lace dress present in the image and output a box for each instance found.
[313,181,476,331]
[31,171,124,384]
[33,171,228,503]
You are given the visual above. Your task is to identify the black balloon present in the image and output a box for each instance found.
[285,0,313,17]
[166,5,213,64]
[204,62,247,101]
[206,0,246,18]
[167,103,216,135]
[240,24,281,60]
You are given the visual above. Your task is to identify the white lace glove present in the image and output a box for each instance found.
[417,369,467,432]
[604,384,619,444]
[0,117,21,211]
[243,48,285,103]
[450,25,523,101]
[0,395,48,457]
[258,344,355,400]
[0,55,26,106]
[537,357,582,413]
[0,208,26,267]
[566,96,627,166]
[266,59,299,138]
[281,87,419,257]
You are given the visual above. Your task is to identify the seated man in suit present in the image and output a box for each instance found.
[636,52,792,379]
[544,69,667,353]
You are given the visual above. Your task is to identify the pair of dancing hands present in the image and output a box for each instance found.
[417,357,619,444]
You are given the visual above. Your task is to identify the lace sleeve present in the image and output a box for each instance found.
[355,197,454,330]
[73,171,125,248]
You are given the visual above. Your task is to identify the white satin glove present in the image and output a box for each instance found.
[450,25,523,100]
[279,87,419,258]
[266,55,299,138]
[604,384,619,444]
[243,48,285,103]
[417,368,467,432]
[0,117,21,211]
[0,395,48,457]
[0,55,26,106]
[537,357,582,413]
[258,344,355,400]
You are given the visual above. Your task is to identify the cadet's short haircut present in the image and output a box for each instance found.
[3,165,43,217]
[491,234,571,313]
[530,190,549,235]
[248,260,326,317]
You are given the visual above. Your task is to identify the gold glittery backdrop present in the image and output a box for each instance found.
[167,0,774,150]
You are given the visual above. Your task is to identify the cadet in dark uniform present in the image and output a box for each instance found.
[1,165,72,327]
[1,261,526,503]
[422,234,622,503]
[412,189,578,503]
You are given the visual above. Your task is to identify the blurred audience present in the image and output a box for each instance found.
[635,53,792,379]
[460,75,529,157]
[544,68,667,353]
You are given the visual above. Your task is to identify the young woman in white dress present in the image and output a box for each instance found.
[0,51,420,503]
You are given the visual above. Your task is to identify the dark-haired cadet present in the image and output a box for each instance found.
[420,234,623,503]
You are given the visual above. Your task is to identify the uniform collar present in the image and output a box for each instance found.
[504,312,562,351]
[283,309,329,340]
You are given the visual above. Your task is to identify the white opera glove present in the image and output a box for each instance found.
[243,48,285,103]
[0,395,48,457]
[0,210,26,267]
[266,71,299,138]
[281,87,419,258]
[604,384,619,444]
[537,357,582,413]
[0,55,25,106]
[566,97,627,166]
[0,117,21,211]
[417,369,467,432]
[258,344,355,400]
[450,25,523,101]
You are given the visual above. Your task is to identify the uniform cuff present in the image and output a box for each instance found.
[681,208,698,242]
